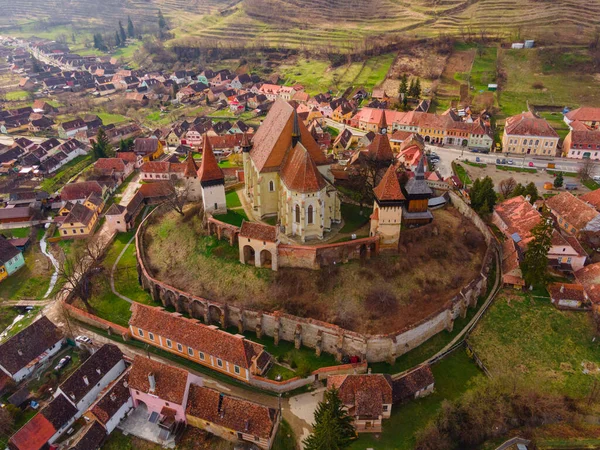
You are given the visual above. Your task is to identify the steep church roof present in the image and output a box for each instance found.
[198,135,224,185]
[280,142,326,193]
[183,152,198,178]
[249,99,327,172]
[404,155,433,197]
[373,164,405,202]
[365,134,394,162]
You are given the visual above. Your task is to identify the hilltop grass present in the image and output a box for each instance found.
[468,291,600,398]
[470,47,497,92]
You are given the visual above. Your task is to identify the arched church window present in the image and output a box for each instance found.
[307,205,314,224]
[269,180,274,192]
[295,205,300,223]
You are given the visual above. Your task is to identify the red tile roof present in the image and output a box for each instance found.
[183,153,199,178]
[129,304,266,369]
[546,191,598,231]
[138,181,173,198]
[504,112,559,138]
[575,263,600,304]
[9,413,56,450]
[198,135,224,184]
[365,134,394,161]
[94,158,126,173]
[186,385,277,440]
[547,283,587,303]
[141,161,171,173]
[279,142,326,193]
[128,356,188,405]
[565,107,600,122]
[328,374,393,417]
[373,164,405,202]
[494,196,542,249]
[61,181,103,201]
[240,222,278,242]
[250,99,326,173]
[581,189,600,211]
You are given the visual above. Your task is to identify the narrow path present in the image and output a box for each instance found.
[40,224,60,299]
[109,207,150,303]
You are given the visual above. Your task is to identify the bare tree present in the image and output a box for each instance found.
[161,179,189,216]
[578,158,595,181]
[57,238,106,313]
[499,177,517,198]
[0,406,14,438]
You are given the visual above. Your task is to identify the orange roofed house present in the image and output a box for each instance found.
[129,303,272,382]
[502,112,560,156]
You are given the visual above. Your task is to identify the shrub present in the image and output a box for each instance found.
[365,286,398,318]
[296,361,312,378]
[532,81,545,89]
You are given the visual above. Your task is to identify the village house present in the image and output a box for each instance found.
[581,189,600,212]
[0,236,25,283]
[58,117,88,139]
[548,283,589,309]
[59,192,103,238]
[501,239,525,288]
[67,421,107,450]
[0,316,64,383]
[545,192,600,245]
[0,207,34,225]
[128,356,200,435]
[575,263,600,308]
[502,112,559,156]
[54,344,126,414]
[93,157,134,182]
[104,191,144,233]
[60,180,104,203]
[129,304,272,382]
[134,137,164,162]
[564,107,600,129]
[243,100,341,242]
[85,370,132,433]
[140,160,185,181]
[562,120,600,160]
[186,385,280,449]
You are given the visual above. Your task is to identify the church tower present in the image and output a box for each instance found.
[183,151,201,201]
[198,134,226,214]
[402,154,433,226]
[370,164,405,251]
[241,132,252,199]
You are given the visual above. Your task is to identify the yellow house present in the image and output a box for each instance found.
[59,193,103,238]
[502,112,559,155]
[134,138,164,162]
[332,104,354,123]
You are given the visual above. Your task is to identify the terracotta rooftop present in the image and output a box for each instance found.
[128,356,189,405]
[581,189,600,211]
[240,221,278,242]
[9,412,56,450]
[365,134,394,161]
[129,304,267,369]
[373,164,405,203]
[329,374,393,417]
[183,152,198,178]
[62,202,96,227]
[91,373,131,425]
[547,283,587,303]
[250,99,326,173]
[94,158,126,172]
[186,385,277,440]
[280,142,326,193]
[504,112,559,138]
[565,107,600,122]
[138,181,173,198]
[69,421,107,450]
[494,196,542,249]
[0,316,62,376]
[141,161,171,173]
[575,263,600,304]
[545,191,599,231]
[392,365,435,403]
[61,181,103,201]
[198,134,224,184]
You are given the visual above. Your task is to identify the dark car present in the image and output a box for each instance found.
[54,355,72,371]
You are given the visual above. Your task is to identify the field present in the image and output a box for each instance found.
[469,290,600,398]
[350,349,484,450]
[40,155,93,194]
[278,54,396,95]
[142,206,486,335]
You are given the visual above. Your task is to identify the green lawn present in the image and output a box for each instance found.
[350,349,484,450]
[0,242,53,301]
[213,209,248,227]
[5,90,31,101]
[469,290,600,398]
[463,161,487,168]
[0,307,42,342]
[3,227,31,238]
[40,155,93,193]
[340,203,373,233]
[273,420,297,450]
[225,190,242,208]
[454,163,472,185]
[95,112,128,125]
[582,179,600,191]
[497,165,537,174]
[470,47,497,92]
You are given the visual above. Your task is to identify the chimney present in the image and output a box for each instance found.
[110,393,117,402]
[70,393,76,401]
[368,368,372,374]
[148,372,156,393]
[83,375,89,386]
[17,349,22,356]
[525,194,531,203]
[560,284,565,293]
[96,368,101,375]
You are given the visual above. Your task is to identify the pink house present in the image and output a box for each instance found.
[128,356,201,425]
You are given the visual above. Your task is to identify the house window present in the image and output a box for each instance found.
[148,332,154,341]
[217,358,223,368]
[177,343,183,352]
[166,339,172,348]
[199,352,205,360]
[63,230,67,235]
[255,436,260,442]
[234,365,240,374]
[269,180,274,192]
[138,328,144,337]
[383,405,388,411]
[188,347,194,357]
[295,205,300,223]
[307,205,313,224]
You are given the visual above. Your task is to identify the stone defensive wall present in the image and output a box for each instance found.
[136,195,497,364]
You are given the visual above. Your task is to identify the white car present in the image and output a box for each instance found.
[75,335,92,344]
[593,175,600,182]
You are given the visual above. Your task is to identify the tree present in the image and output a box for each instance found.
[158,9,168,31]
[127,16,135,38]
[119,20,127,44]
[399,74,408,95]
[554,171,564,188]
[408,78,415,98]
[115,31,121,48]
[499,177,517,198]
[414,78,422,99]
[512,183,525,198]
[522,212,553,287]
[469,176,497,215]
[0,405,14,437]
[162,179,189,216]
[93,33,107,51]
[118,137,135,152]
[578,157,595,181]
[303,387,355,450]
[92,128,113,160]
[524,181,539,203]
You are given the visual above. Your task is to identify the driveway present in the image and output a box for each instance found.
[119,403,176,448]
[119,173,142,206]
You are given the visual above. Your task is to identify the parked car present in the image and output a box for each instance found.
[54,355,72,371]
[528,162,535,167]
[593,175,600,182]
[496,158,507,165]
[75,335,92,344]
[565,183,578,191]
[476,157,481,163]
[507,159,515,165]
[470,149,480,153]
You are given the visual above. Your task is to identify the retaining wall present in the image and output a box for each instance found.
[135,195,496,363]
